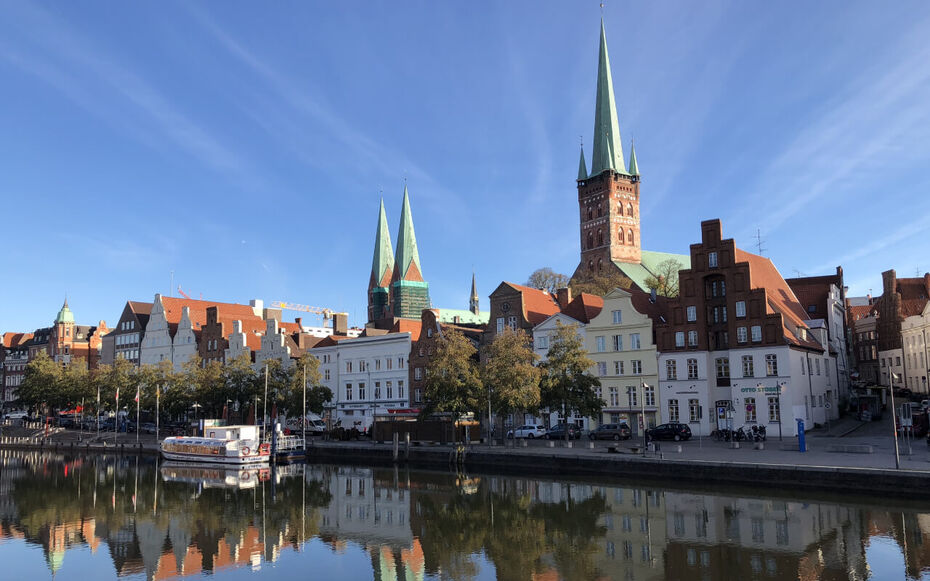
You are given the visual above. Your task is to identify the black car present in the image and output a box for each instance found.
[646,422,692,441]
[545,423,582,440]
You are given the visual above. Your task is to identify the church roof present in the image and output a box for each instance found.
[435,308,489,326]
[370,198,395,289]
[612,250,692,293]
[393,185,424,282]
[589,20,627,176]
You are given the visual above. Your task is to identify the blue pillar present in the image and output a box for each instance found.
[796,419,806,452]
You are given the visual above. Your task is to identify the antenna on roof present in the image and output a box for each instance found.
[754,228,767,256]
[792,269,805,278]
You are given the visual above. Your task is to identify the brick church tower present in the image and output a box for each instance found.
[573,21,641,279]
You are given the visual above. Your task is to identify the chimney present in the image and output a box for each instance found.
[333,313,349,336]
[556,287,572,310]
[250,299,264,317]
[263,308,282,322]
[867,293,872,305]
[295,317,303,329]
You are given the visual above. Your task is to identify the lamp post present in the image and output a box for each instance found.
[192,403,202,436]
[641,383,648,457]
[302,363,307,446]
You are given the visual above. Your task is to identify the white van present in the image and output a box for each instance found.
[285,413,327,435]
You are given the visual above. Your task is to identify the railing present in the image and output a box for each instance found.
[271,435,304,452]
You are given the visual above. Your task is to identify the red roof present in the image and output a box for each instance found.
[735,249,823,350]
[895,275,930,317]
[560,293,604,323]
[503,283,560,325]
[848,304,875,321]
[160,297,259,330]
[2,332,33,349]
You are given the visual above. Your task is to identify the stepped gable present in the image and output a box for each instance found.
[390,318,422,342]
[502,283,561,326]
[159,296,263,338]
[735,248,823,350]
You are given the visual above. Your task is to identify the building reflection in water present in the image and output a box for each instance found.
[2,449,930,580]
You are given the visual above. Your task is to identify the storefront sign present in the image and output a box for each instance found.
[739,386,781,394]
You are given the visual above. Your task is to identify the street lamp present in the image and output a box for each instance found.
[192,403,202,436]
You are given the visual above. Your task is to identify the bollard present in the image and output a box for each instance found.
[730,441,740,449]
[754,442,764,450]
[566,441,573,449]
[546,441,555,448]
[405,433,411,460]
[393,433,399,462]
[587,441,595,450]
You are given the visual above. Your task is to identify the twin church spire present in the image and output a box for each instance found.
[580,20,639,180]
[368,185,431,323]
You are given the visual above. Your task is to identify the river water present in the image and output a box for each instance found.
[0,450,928,580]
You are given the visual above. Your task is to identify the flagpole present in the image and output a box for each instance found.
[115,387,120,443]
[264,364,269,440]
[96,384,100,439]
[890,376,900,470]
[303,363,307,447]
[136,386,141,443]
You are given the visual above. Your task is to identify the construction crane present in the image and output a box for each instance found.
[270,301,335,325]
[177,286,203,300]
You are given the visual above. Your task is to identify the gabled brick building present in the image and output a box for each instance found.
[877,270,930,390]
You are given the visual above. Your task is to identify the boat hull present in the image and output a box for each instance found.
[160,450,270,465]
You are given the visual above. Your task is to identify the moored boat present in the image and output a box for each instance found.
[160,424,270,464]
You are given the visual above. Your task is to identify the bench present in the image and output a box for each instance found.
[826,444,873,454]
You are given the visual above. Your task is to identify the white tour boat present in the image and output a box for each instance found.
[160,424,270,465]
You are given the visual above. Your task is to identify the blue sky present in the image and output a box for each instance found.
[2,1,930,333]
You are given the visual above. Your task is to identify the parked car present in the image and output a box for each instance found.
[545,423,582,440]
[588,423,632,441]
[507,424,547,439]
[646,422,692,441]
[4,411,28,421]
[140,423,157,434]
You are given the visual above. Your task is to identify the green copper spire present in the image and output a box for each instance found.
[590,19,626,176]
[394,184,423,282]
[370,198,395,288]
[628,140,639,176]
[577,146,588,180]
[55,299,74,324]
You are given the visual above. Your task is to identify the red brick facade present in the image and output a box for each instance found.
[576,169,641,277]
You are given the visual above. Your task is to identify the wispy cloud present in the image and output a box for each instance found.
[731,19,930,239]
[0,3,258,186]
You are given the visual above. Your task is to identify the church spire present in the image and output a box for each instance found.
[370,198,395,288]
[628,140,639,176]
[577,145,588,181]
[394,184,423,282]
[590,19,626,176]
[469,272,479,315]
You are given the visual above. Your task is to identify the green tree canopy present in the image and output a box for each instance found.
[480,328,541,438]
[643,258,683,297]
[17,351,62,410]
[539,321,603,425]
[526,267,570,294]
[420,330,482,420]
[569,269,632,297]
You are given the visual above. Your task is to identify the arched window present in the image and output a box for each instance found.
[618,203,625,216]
[597,228,603,246]
[587,206,593,221]
[587,232,594,249]
[618,228,625,244]
[627,203,634,217]
[588,260,594,271]
[597,258,603,272]
[597,205,602,218]
[627,230,634,244]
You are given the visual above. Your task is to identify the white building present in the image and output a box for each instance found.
[314,332,412,430]
[902,303,930,394]
[532,312,590,429]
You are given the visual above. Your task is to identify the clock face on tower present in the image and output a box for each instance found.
[501,302,511,313]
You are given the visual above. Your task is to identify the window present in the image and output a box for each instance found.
[630,333,641,349]
[742,355,755,378]
[612,335,623,351]
[596,336,606,352]
[387,358,393,370]
[537,335,549,349]
[802,356,807,374]
[666,359,677,380]
[375,359,382,371]
[688,331,698,347]
[737,326,747,343]
[597,362,608,376]
[766,354,778,376]
[815,358,821,375]
[746,397,756,422]
[708,252,718,268]
[398,380,405,399]
[675,332,685,347]
[627,387,638,407]
[612,310,622,324]
[359,360,367,372]
[668,399,680,422]
[825,359,831,384]
[427,328,433,338]
[689,399,700,422]
[414,388,422,403]
[644,385,655,406]
[751,325,762,342]
[735,301,746,318]
[615,360,624,375]
[609,387,620,406]
[398,357,404,368]
[346,361,353,373]
[631,360,642,375]
[508,316,517,330]
[687,358,698,379]
[497,318,505,333]
[373,382,381,399]
[414,367,423,380]
[595,387,603,404]
[345,383,353,401]
[768,396,780,422]
[359,382,366,399]
[324,369,330,381]
[687,306,697,322]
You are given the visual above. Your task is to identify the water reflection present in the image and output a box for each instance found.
[1,449,929,580]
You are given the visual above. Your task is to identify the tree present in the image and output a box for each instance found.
[60,359,91,410]
[569,269,632,296]
[643,258,683,297]
[539,321,603,440]
[17,351,62,411]
[420,330,483,424]
[290,352,332,416]
[480,328,541,444]
[526,267,570,294]
[223,353,259,421]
